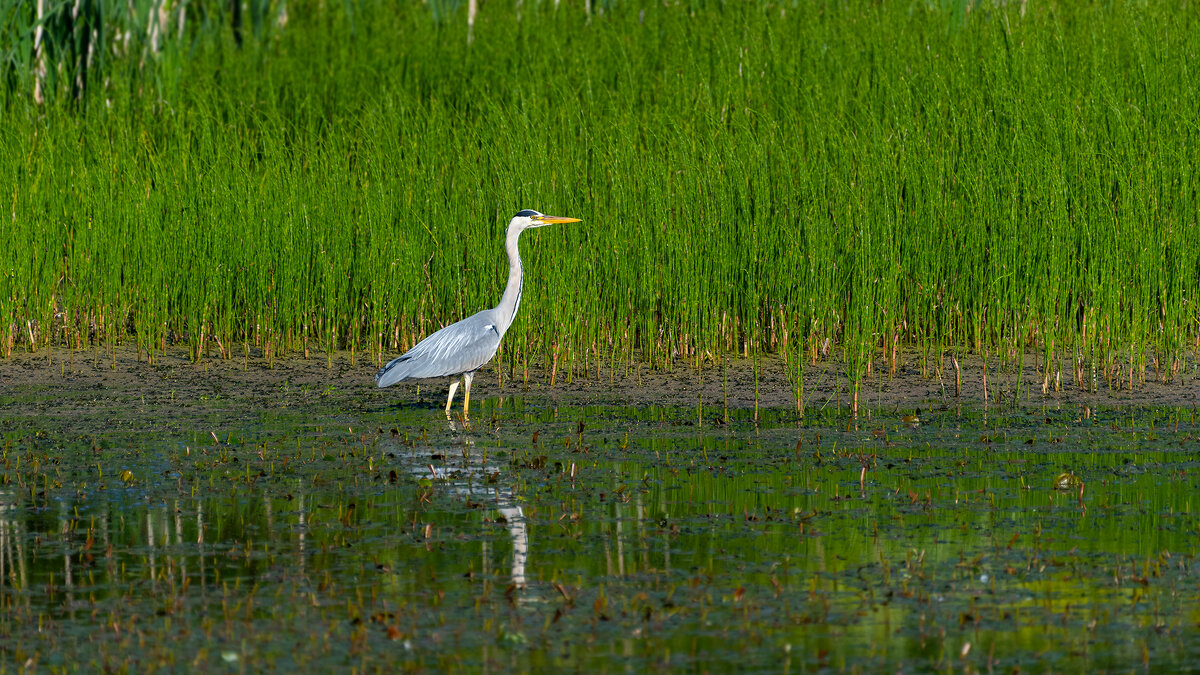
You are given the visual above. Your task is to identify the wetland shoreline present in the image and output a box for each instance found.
[4,346,1200,433]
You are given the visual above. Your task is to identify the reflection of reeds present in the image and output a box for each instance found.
[0,489,30,614]
[4,402,1200,669]
[4,2,1199,407]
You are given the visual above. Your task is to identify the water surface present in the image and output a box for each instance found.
[4,384,1199,671]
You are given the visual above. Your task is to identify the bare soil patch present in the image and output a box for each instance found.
[4,346,1200,436]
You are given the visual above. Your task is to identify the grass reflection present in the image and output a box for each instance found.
[1,401,1199,670]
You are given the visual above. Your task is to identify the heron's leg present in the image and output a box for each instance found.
[462,371,475,420]
[445,379,460,417]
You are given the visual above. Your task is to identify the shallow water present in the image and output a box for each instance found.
[3,389,1200,671]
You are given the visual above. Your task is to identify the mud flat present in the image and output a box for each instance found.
[5,346,1200,433]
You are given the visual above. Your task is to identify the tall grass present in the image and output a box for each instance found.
[3,1,1199,395]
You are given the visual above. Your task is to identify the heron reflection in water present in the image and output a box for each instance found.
[385,434,529,589]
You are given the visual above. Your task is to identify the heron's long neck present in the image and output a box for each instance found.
[495,226,524,334]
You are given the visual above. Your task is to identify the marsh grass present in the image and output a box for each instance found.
[3,1,1199,399]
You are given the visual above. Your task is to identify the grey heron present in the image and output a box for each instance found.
[375,209,581,417]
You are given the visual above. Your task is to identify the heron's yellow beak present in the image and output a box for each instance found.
[536,215,582,224]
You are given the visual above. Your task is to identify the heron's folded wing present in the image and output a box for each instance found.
[376,313,503,386]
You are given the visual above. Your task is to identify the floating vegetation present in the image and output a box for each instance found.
[4,2,1200,404]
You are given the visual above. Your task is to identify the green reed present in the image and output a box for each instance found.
[3,0,1199,396]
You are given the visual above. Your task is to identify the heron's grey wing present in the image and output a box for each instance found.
[375,311,504,387]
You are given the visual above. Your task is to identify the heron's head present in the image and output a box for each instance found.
[509,209,582,233]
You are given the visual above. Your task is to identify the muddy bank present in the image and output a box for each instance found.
[3,346,1200,434]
